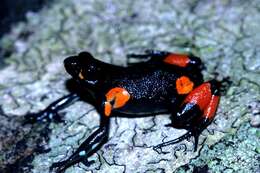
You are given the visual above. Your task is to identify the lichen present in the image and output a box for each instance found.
[0,0,259,172]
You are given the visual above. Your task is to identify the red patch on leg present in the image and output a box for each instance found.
[203,95,220,120]
[184,83,212,111]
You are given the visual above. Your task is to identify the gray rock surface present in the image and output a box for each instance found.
[0,0,259,172]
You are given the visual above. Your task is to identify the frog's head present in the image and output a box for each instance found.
[64,52,103,85]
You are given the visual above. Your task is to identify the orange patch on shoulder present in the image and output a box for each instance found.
[176,76,194,94]
[106,87,130,108]
[104,87,130,116]
[163,53,190,67]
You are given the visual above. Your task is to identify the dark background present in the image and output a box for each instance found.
[0,0,50,37]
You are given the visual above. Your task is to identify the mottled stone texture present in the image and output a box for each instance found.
[0,0,259,173]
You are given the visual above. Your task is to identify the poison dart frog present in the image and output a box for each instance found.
[25,50,227,173]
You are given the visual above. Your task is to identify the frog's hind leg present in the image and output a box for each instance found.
[127,49,169,59]
[126,50,169,65]
[154,80,222,153]
[127,49,204,71]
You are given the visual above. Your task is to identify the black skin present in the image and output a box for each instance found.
[24,50,221,173]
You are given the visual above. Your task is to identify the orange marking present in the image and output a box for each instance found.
[163,53,190,67]
[78,69,84,79]
[203,95,220,120]
[104,87,130,116]
[184,82,212,111]
[176,76,194,94]
[104,102,112,117]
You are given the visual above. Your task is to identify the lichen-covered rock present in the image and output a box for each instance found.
[0,0,259,172]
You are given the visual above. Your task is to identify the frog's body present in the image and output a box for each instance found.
[25,50,223,173]
[111,69,199,114]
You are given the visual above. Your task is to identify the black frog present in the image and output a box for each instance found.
[25,50,224,173]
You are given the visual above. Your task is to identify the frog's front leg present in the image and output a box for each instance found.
[51,87,131,172]
[50,119,109,173]
[24,93,80,124]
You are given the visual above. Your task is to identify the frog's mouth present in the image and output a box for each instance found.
[64,56,82,79]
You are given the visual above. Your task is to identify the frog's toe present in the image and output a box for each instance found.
[23,113,38,124]
[23,111,48,124]
[82,159,95,167]
[50,161,67,173]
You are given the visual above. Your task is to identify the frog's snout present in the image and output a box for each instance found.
[64,56,81,78]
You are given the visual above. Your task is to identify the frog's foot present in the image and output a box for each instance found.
[153,130,202,153]
[153,129,205,154]
[50,155,95,173]
[50,160,68,173]
[219,77,232,95]
[50,155,93,173]
[82,159,95,167]
[23,109,63,124]
[50,124,109,172]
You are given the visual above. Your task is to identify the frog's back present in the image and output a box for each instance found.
[105,67,181,115]
[116,70,178,99]
[113,64,201,98]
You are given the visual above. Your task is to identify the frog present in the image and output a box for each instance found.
[24,50,226,173]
